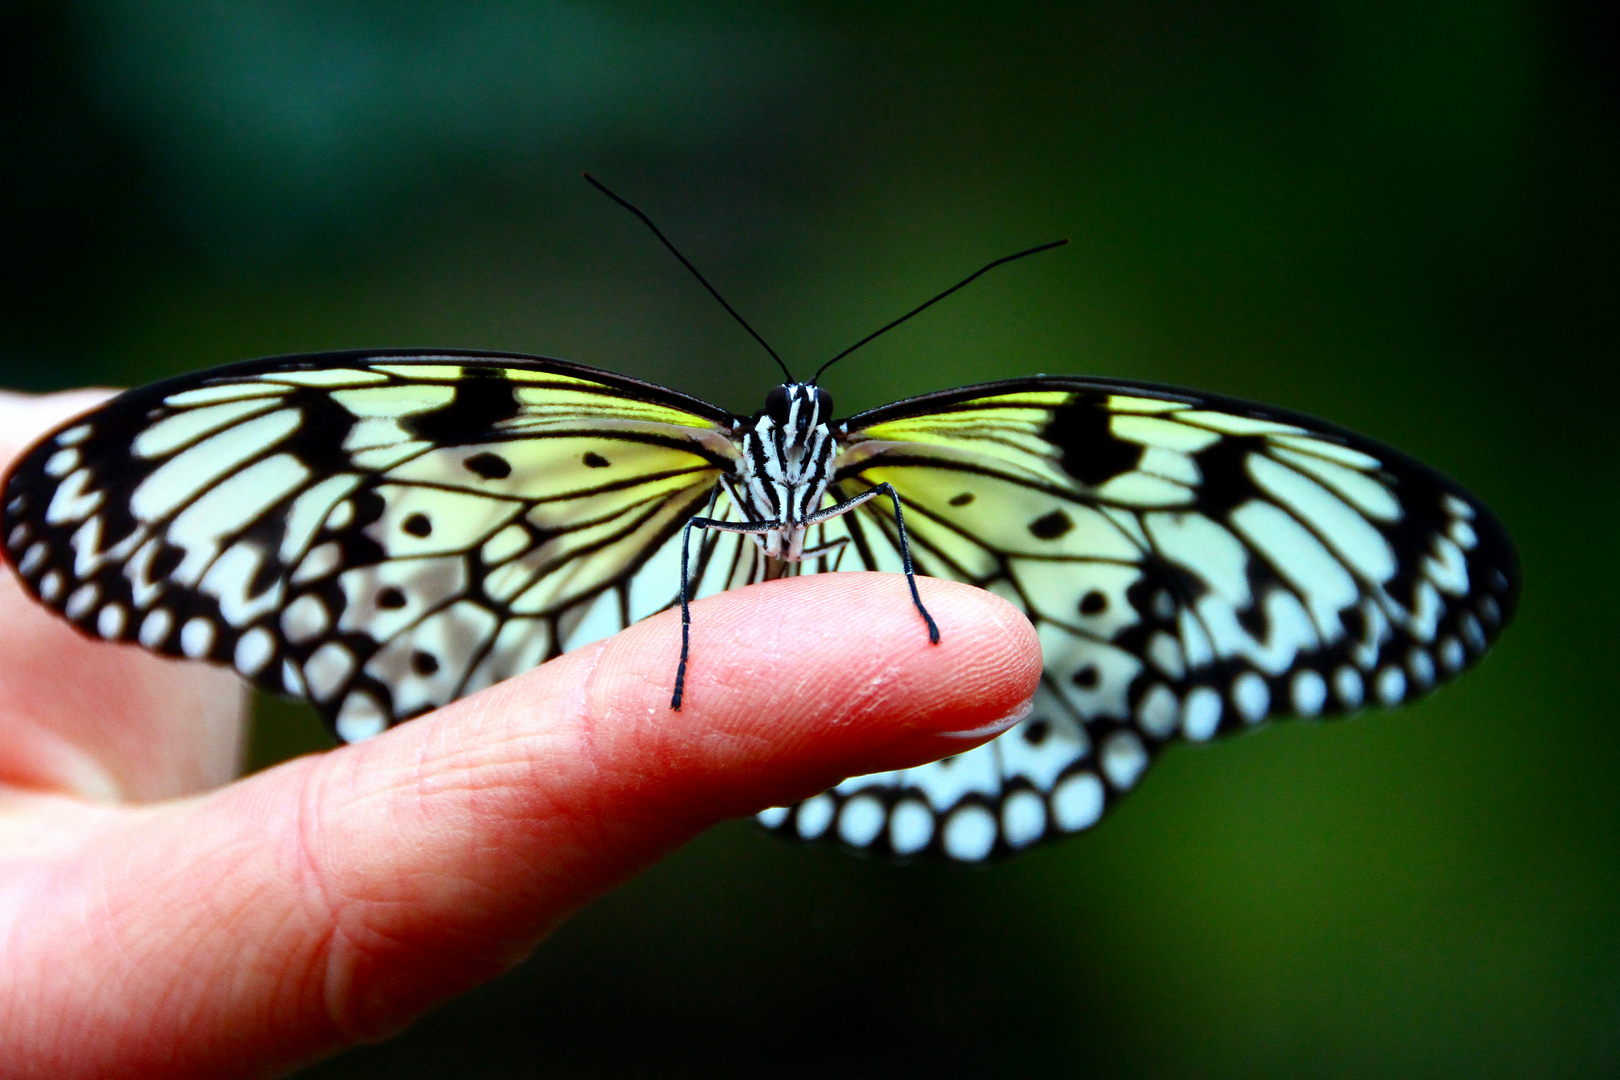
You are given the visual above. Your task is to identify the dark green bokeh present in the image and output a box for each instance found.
[5,1,1615,1075]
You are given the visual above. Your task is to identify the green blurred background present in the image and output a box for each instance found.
[5,0,1616,1075]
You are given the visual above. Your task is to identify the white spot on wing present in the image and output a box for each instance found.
[1136,684,1180,739]
[96,603,126,639]
[626,527,684,624]
[334,691,388,742]
[1334,665,1364,708]
[44,448,80,477]
[180,617,214,658]
[796,795,835,840]
[1407,648,1435,688]
[64,581,98,619]
[1092,471,1193,507]
[1051,772,1105,831]
[943,805,998,861]
[1001,790,1047,849]
[1100,730,1148,789]
[1290,670,1327,716]
[756,806,790,829]
[1198,587,1319,676]
[837,795,886,847]
[234,627,275,676]
[889,800,935,855]
[1376,665,1407,705]
[45,469,103,525]
[1147,632,1185,679]
[1232,670,1270,722]
[304,642,356,702]
[1182,686,1222,740]
[280,594,330,645]
[139,608,173,648]
[18,541,47,577]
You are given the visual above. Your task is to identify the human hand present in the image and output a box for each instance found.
[0,389,1042,1079]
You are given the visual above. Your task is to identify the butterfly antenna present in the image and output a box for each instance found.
[585,173,795,382]
[811,238,1068,383]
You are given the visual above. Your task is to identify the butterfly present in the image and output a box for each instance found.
[0,347,1516,855]
[0,181,1518,862]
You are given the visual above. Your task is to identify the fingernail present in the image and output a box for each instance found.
[934,698,1033,740]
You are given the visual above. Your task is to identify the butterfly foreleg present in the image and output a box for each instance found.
[672,512,785,711]
[803,483,940,647]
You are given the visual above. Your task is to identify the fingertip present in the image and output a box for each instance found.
[583,572,1041,798]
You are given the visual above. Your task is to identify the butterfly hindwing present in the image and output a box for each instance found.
[1,351,739,741]
[756,378,1518,860]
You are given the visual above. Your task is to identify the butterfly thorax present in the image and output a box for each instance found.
[730,382,837,561]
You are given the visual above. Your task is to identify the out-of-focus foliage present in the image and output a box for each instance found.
[3,1,1615,1076]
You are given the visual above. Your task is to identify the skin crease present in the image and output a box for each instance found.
[0,390,1042,1080]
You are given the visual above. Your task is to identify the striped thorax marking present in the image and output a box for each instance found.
[730,382,837,561]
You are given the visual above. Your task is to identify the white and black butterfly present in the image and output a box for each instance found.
[0,183,1517,862]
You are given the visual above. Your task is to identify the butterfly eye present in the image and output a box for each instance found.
[765,385,792,425]
[813,387,834,421]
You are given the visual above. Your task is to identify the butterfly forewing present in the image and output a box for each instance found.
[754,378,1518,860]
[1,352,738,742]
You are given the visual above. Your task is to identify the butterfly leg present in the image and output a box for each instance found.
[798,536,850,561]
[803,482,940,646]
[673,513,785,711]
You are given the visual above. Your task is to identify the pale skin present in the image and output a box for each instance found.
[0,390,1042,1079]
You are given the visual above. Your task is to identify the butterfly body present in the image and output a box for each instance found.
[727,382,839,562]
[1,350,1517,860]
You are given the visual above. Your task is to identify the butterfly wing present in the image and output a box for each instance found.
[756,378,1518,860]
[1,351,740,742]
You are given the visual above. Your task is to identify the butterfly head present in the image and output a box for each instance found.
[763,382,834,445]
